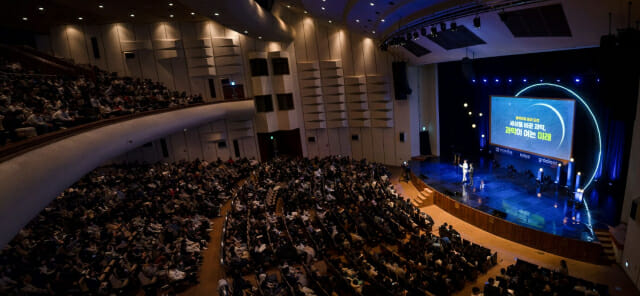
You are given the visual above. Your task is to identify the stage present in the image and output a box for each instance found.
[410,158,620,242]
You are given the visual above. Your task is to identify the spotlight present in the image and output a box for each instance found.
[556,79,561,82]
[482,78,487,83]
[243,30,248,34]
[422,126,427,131]
[77,16,83,20]
[479,112,483,117]
[356,19,360,23]
[539,79,543,82]
[463,103,468,108]
[523,78,527,82]
[321,6,325,10]
[214,12,220,16]
[495,78,499,83]
[381,19,385,22]
[168,2,174,6]
[98,4,104,8]
[430,26,437,36]
[370,2,375,6]
[508,78,512,83]
[473,16,481,28]
[472,124,476,128]
[481,134,485,138]
[328,20,332,23]
[575,77,581,83]
[169,14,174,18]
[468,111,473,116]
[440,22,446,31]
[258,36,262,39]
[38,7,44,11]
[22,17,28,21]
[372,30,376,34]
[130,13,135,18]
[421,27,427,36]
[472,79,476,83]
[190,12,195,15]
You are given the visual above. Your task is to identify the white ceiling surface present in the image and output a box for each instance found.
[288,0,640,65]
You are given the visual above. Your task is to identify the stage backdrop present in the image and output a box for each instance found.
[437,47,639,222]
[490,96,575,162]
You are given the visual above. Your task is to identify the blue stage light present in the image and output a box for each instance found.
[556,79,561,83]
[495,78,499,83]
[539,79,543,82]
[522,78,527,83]
[230,81,236,86]
[472,79,476,83]
[508,78,512,83]
[575,78,581,83]
[482,78,487,83]
[596,78,600,83]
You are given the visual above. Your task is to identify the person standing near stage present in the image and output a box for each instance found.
[468,163,474,186]
[459,160,469,183]
[401,161,411,182]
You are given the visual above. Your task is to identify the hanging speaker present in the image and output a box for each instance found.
[392,61,412,100]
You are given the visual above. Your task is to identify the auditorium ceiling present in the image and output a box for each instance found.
[291,0,640,64]
[2,0,639,65]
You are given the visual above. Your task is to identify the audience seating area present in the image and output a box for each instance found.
[0,59,204,147]
[0,158,256,295]
[0,156,613,295]
[481,259,609,296]
[220,157,497,296]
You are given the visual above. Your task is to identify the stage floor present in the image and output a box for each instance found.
[410,158,619,242]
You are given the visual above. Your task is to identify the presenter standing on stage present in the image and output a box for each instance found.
[459,160,469,184]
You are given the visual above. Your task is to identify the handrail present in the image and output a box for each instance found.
[0,98,252,163]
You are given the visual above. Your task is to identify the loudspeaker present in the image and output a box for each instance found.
[124,52,135,59]
[420,130,431,156]
[492,209,507,219]
[399,132,405,142]
[392,62,412,100]
[461,57,475,81]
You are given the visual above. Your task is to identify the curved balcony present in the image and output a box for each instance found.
[0,99,254,247]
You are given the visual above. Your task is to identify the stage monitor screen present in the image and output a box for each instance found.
[490,96,575,161]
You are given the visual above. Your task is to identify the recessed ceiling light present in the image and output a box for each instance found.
[321,7,325,10]
[190,12,195,15]
[372,30,376,34]
[214,12,220,16]
[21,17,28,21]
[168,2,174,6]
[370,2,375,6]
[244,30,248,34]
[356,19,360,23]
[258,36,262,39]
[98,4,104,9]
[286,5,291,8]
[304,10,308,14]
[38,7,44,11]
[328,20,332,23]
[130,13,135,18]
[77,17,83,20]
[169,14,174,18]
[381,19,385,22]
